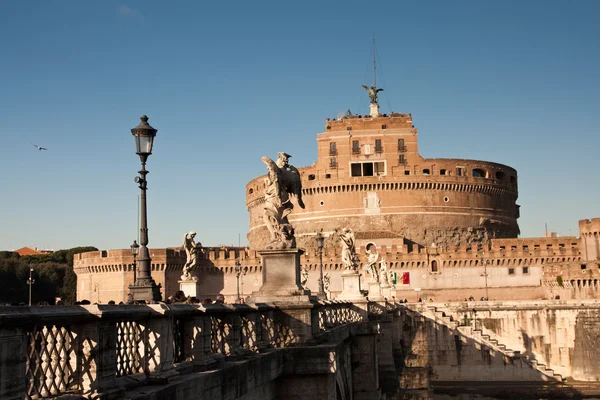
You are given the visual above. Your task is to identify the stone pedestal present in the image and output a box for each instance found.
[337,271,366,301]
[381,285,394,300]
[369,103,380,117]
[368,281,384,301]
[128,283,162,304]
[250,248,312,303]
[179,280,200,298]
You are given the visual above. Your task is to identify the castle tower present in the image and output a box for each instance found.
[246,90,520,254]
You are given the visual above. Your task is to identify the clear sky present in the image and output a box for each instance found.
[1,0,598,251]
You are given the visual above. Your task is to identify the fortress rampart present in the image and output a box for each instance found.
[76,227,600,303]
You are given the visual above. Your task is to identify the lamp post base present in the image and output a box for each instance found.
[128,282,162,304]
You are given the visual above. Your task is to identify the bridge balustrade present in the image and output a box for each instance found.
[0,300,368,399]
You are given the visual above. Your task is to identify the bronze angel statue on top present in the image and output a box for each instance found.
[362,84,384,105]
[261,152,305,249]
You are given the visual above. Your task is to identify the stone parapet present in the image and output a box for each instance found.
[0,299,374,399]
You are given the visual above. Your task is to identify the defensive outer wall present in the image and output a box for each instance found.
[75,219,600,304]
[246,112,520,252]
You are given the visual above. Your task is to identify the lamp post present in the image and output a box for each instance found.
[130,240,139,284]
[128,115,161,303]
[27,267,35,306]
[481,251,489,301]
[316,232,325,298]
[235,261,242,303]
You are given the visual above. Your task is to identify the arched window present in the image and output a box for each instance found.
[431,260,438,272]
[472,168,486,178]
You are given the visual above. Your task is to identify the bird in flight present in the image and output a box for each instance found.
[32,144,48,151]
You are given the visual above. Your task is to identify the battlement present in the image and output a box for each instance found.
[325,113,413,131]
[579,218,600,235]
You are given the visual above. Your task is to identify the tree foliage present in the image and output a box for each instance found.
[0,247,97,305]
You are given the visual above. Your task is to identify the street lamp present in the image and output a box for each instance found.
[128,115,161,303]
[130,240,139,284]
[27,267,35,306]
[481,251,489,301]
[316,231,325,298]
[235,261,242,302]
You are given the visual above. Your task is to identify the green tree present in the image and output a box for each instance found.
[0,246,97,305]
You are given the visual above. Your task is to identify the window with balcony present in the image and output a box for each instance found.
[375,139,383,153]
[352,140,360,154]
[397,139,406,152]
[329,142,337,156]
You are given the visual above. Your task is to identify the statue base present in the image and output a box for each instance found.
[336,271,367,302]
[179,280,201,299]
[128,282,162,304]
[381,284,394,300]
[367,281,385,301]
[369,103,380,117]
[249,248,312,303]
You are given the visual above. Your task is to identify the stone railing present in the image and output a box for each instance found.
[0,300,369,399]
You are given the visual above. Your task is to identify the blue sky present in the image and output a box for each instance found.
[1,0,598,251]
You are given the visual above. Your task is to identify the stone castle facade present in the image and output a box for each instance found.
[246,112,519,251]
[74,110,600,304]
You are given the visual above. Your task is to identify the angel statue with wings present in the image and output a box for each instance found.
[361,84,384,105]
[182,231,203,281]
[261,152,305,250]
[340,228,358,272]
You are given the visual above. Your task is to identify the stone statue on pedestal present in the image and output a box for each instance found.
[380,259,390,287]
[182,231,202,281]
[300,266,309,290]
[261,152,305,250]
[364,245,380,283]
[341,228,358,271]
[323,273,331,295]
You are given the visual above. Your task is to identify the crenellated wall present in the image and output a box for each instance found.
[74,228,599,304]
[580,218,600,262]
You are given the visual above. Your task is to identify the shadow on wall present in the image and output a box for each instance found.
[392,306,586,399]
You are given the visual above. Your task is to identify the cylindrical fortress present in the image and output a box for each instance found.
[247,112,519,251]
